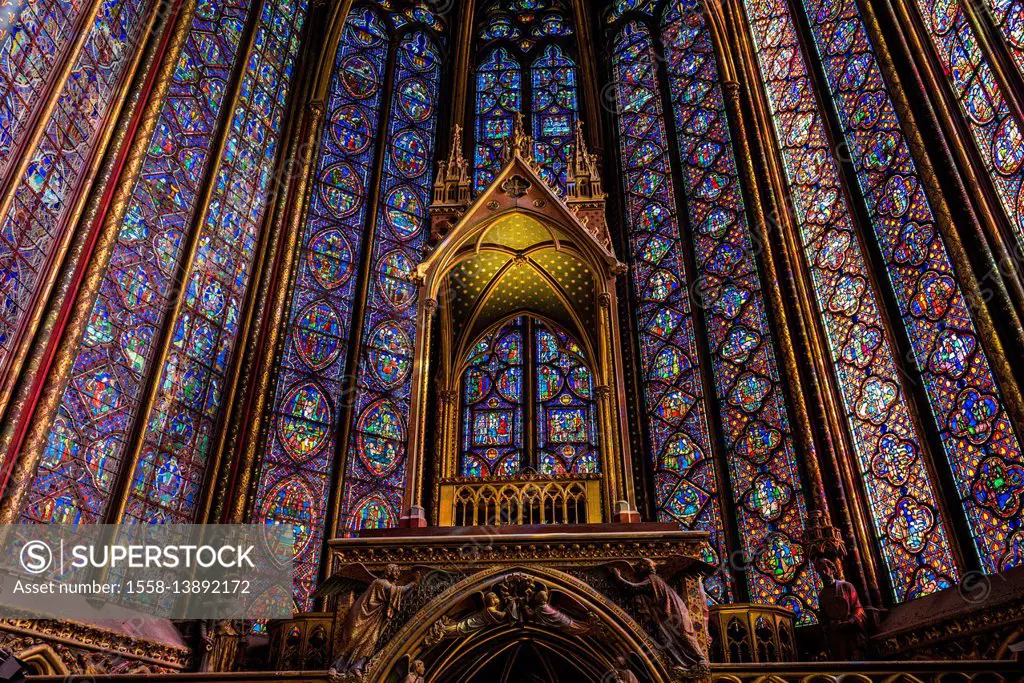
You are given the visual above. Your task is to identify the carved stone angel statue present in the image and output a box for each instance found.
[424,590,509,646]
[402,659,426,683]
[524,585,595,637]
[327,563,425,679]
[607,558,710,676]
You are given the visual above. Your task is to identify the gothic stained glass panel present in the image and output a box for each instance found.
[662,0,815,618]
[989,1,1024,82]
[0,0,88,175]
[0,0,151,383]
[607,0,655,22]
[535,322,598,475]
[531,44,578,194]
[339,31,441,533]
[250,7,389,610]
[474,47,520,193]
[122,0,308,525]
[912,0,1024,254]
[802,0,1024,575]
[612,21,731,602]
[461,319,525,477]
[742,0,961,600]
[22,0,253,525]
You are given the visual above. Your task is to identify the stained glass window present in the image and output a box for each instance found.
[535,322,598,474]
[607,0,655,22]
[23,0,307,525]
[611,20,731,603]
[21,0,257,524]
[472,0,578,194]
[742,0,962,601]
[912,0,1024,254]
[988,2,1024,81]
[338,30,442,533]
[474,48,521,193]
[800,0,1024,577]
[0,0,151,382]
[461,319,525,477]
[0,0,89,175]
[123,0,308,525]
[531,45,578,193]
[459,317,598,478]
[661,0,815,618]
[250,6,390,609]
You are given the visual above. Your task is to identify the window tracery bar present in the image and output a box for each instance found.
[250,6,390,609]
[122,0,308,525]
[663,0,815,619]
[338,30,441,533]
[911,0,1024,254]
[22,0,255,525]
[535,322,598,475]
[474,47,520,193]
[531,44,578,194]
[742,0,961,600]
[801,0,1024,576]
[0,0,152,390]
[461,318,526,477]
[0,0,89,176]
[612,20,732,603]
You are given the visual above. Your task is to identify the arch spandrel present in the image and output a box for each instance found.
[360,564,694,683]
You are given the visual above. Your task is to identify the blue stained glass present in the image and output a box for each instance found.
[474,48,521,193]
[22,0,255,526]
[741,0,961,601]
[535,323,599,474]
[250,6,388,610]
[802,0,1024,581]
[612,20,731,602]
[532,45,578,194]
[339,30,441,532]
[122,0,308,526]
[662,0,816,619]
[462,319,525,477]
[0,0,151,393]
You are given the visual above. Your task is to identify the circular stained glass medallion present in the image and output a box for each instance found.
[293,300,342,370]
[397,77,433,122]
[340,53,380,99]
[331,105,373,154]
[366,322,413,387]
[320,163,362,218]
[384,186,424,239]
[276,382,332,458]
[262,479,316,554]
[356,400,406,475]
[307,229,353,290]
[377,250,417,309]
[392,130,430,178]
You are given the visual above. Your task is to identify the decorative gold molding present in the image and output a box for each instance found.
[0,619,191,670]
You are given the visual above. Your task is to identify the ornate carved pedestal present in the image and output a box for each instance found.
[277,524,713,682]
[707,604,796,663]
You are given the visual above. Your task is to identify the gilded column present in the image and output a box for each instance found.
[401,294,437,528]
[856,0,1024,440]
[223,0,355,525]
[450,0,475,130]
[721,0,880,601]
[0,0,162,422]
[0,0,190,522]
[875,0,1024,382]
